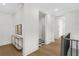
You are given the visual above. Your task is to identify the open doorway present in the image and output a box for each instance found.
[54,16,65,39]
[57,16,65,37]
[39,11,46,47]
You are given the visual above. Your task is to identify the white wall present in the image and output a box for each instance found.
[14,7,23,25]
[45,14,54,44]
[51,16,55,41]
[64,10,79,49]
[13,6,23,35]
[22,4,55,55]
[65,10,79,35]
[53,16,59,39]
[0,13,13,46]
[23,4,39,55]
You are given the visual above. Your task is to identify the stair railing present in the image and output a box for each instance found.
[61,33,79,56]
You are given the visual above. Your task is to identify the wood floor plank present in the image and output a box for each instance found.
[0,44,22,56]
[28,39,61,56]
[0,39,60,56]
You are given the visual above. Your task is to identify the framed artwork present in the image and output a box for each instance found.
[16,24,22,35]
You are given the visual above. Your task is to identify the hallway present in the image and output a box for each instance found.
[28,39,60,56]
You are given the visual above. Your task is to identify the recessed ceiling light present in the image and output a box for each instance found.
[2,3,6,6]
[54,8,59,12]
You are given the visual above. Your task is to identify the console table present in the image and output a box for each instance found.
[11,35,23,50]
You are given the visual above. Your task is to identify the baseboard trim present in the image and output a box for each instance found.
[0,43,11,46]
[22,47,39,56]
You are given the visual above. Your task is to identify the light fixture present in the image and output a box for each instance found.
[2,3,6,6]
[54,8,59,12]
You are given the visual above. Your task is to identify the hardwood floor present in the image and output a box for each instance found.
[0,44,22,56]
[0,39,60,56]
[28,39,61,56]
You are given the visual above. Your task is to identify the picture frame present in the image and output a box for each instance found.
[16,24,22,35]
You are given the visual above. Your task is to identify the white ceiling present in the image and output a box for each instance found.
[0,3,19,14]
[30,3,79,16]
[1,3,79,16]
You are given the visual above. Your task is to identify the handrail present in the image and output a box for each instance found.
[61,37,79,56]
[64,38,79,41]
